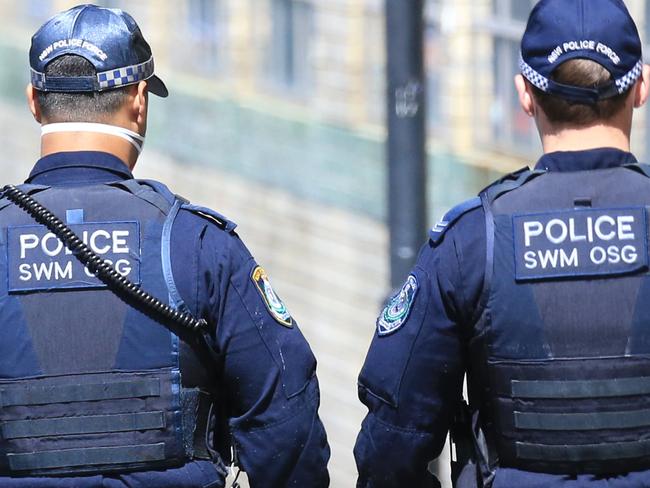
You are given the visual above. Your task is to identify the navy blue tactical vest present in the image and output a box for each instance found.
[0,180,220,476]
[473,164,650,475]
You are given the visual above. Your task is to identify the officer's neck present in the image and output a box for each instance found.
[540,125,631,153]
[537,103,633,154]
[40,131,138,170]
[32,86,144,171]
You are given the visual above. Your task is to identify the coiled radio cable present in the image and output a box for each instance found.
[2,184,208,333]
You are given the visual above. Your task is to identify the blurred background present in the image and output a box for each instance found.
[2,1,650,487]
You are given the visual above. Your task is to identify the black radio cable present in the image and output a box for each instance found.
[2,184,208,333]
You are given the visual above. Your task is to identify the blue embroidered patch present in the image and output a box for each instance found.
[7,222,140,293]
[251,266,293,328]
[513,207,648,281]
[377,274,418,336]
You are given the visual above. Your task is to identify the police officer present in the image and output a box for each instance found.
[354,0,650,486]
[0,4,330,487]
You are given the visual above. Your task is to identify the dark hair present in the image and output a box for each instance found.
[530,59,631,126]
[36,55,129,123]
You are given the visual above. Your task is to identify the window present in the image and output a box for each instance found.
[24,0,53,22]
[425,0,448,133]
[187,0,225,73]
[479,0,539,153]
[363,1,385,125]
[643,0,650,160]
[265,0,314,92]
[88,0,124,8]
[169,0,225,75]
[645,0,650,42]
[511,0,533,22]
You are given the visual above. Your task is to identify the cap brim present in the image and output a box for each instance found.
[147,75,168,98]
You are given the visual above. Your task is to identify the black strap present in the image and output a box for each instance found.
[2,411,165,439]
[474,168,546,327]
[178,388,214,460]
[515,408,650,431]
[474,192,495,327]
[511,377,650,399]
[516,439,650,462]
[193,391,215,460]
[0,378,160,407]
[7,443,166,471]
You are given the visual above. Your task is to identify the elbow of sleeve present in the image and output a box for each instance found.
[354,413,440,488]
[231,377,330,487]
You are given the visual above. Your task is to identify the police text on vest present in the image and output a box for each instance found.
[512,208,648,281]
[7,222,141,292]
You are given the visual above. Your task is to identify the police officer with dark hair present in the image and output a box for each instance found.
[354,0,650,486]
[0,4,329,487]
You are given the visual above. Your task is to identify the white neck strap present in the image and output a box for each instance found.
[41,122,145,155]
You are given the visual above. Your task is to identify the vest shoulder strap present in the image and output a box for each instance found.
[17,184,51,193]
[112,180,237,232]
[481,166,546,205]
[469,167,545,326]
[623,162,650,179]
[107,179,176,214]
[0,184,51,213]
[428,167,546,246]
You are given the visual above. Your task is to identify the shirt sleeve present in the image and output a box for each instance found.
[173,214,330,487]
[354,208,485,488]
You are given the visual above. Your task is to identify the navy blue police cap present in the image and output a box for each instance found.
[30,4,168,97]
[520,0,642,104]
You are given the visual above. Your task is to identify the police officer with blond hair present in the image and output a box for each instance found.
[355,0,650,486]
[0,4,329,487]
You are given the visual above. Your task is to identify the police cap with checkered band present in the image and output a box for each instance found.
[520,0,642,104]
[30,4,168,97]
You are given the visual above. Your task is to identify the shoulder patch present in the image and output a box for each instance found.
[182,203,237,232]
[429,197,481,245]
[251,266,293,328]
[377,274,418,336]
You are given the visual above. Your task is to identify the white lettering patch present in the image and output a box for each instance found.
[547,40,620,65]
[38,38,108,62]
[7,222,140,292]
[513,208,648,281]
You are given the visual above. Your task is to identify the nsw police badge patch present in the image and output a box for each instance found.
[251,266,293,328]
[377,274,418,336]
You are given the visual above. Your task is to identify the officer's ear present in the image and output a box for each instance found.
[633,64,650,109]
[131,81,148,133]
[515,74,535,117]
[25,84,42,124]
[134,81,149,126]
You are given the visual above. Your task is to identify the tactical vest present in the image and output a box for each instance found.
[473,164,650,475]
[0,180,227,476]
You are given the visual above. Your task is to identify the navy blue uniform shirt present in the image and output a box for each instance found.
[0,151,330,488]
[354,148,650,488]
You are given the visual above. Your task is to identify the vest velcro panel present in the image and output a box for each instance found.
[490,357,650,474]
[0,370,187,475]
